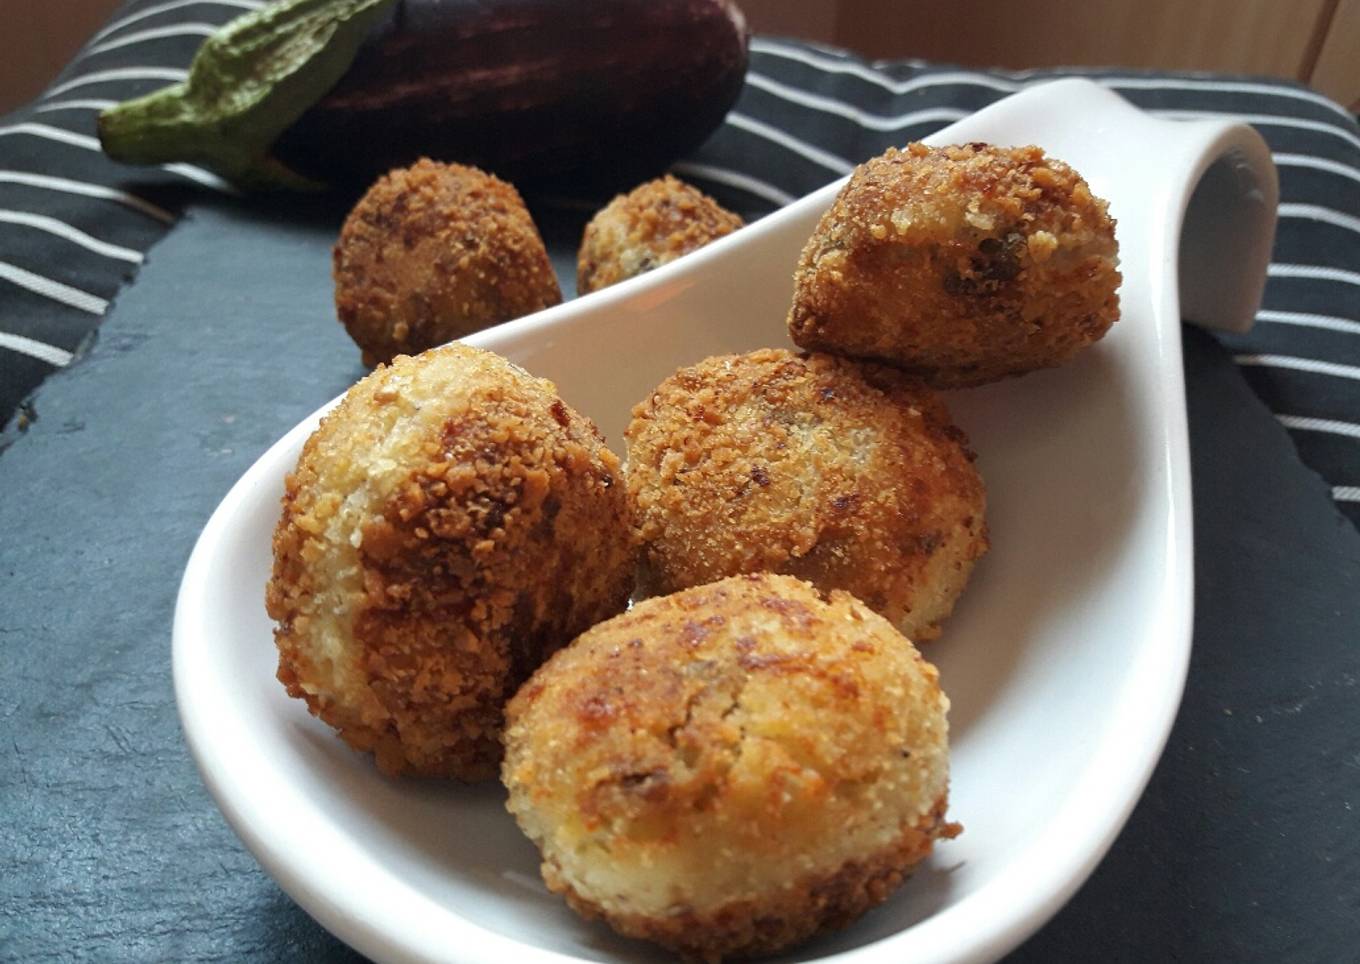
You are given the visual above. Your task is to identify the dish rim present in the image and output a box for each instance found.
[171,319,1193,964]
[169,79,1282,964]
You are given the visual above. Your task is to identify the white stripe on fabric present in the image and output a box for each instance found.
[1278,203,1360,236]
[45,67,188,99]
[33,99,119,114]
[743,66,1360,158]
[1269,263,1360,286]
[1278,410,1360,437]
[0,171,175,223]
[0,125,234,193]
[746,72,970,131]
[725,112,854,175]
[84,23,219,57]
[1278,414,1360,439]
[0,332,74,367]
[801,40,859,60]
[748,38,1356,120]
[0,261,107,314]
[868,56,953,72]
[1235,353,1360,381]
[1257,310,1360,336]
[162,163,240,194]
[748,45,1022,96]
[1100,76,1354,121]
[670,161,797,207]
[89,0,263,44]
[0,123,100,151]
[1272,153,1360,185]
[1334,486,1360,502]
[0,210,143,263]
[1154,110,1360,153]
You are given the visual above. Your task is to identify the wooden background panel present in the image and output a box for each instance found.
[831,0,1332,78]
[1309,0,1360,109]
[0,0,122,114]
[744,0,1357,107]
[737,0,840,47]
[4,0,1358,115]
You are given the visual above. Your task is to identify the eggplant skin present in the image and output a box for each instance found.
[272,0,749,193]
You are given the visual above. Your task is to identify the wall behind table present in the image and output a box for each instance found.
[743,0,1360,110]
[0,0,123,114]
[3,1,1357,117]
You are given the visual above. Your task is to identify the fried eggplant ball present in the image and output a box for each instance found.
[333,158,562,367]
[626,349,987,641]
[577,175,743,294]
[788,143,1120,387]
[503,573,960,962]
[265,344,634,780]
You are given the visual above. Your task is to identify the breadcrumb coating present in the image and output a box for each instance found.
[503,574,959,962]
[577,175,743,294]
[334,159,562,367]
[626,349,987,641]
[266,344,634,780]
[788,143,1120,386]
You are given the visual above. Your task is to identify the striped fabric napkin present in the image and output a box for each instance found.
[1,0,1357,528]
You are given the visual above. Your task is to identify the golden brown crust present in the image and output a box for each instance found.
[577,175,743,294]
[503,574,957,961]
[266,344,634,779]
[552,796,959,962]
[333,159,562,367]
[624,349,987,640]
[788,143,1120,387]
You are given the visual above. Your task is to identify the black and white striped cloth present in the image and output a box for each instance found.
[2,1,1358,527]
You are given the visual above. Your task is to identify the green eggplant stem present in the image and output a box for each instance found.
[98,0,397,191]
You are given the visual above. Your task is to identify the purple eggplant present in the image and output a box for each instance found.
[273,0,749,191]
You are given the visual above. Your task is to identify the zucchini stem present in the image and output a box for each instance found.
[97,0,397,190]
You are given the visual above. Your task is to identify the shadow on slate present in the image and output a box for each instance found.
[1007,327,1360,962]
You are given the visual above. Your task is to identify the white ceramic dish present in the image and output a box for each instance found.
[173,80,1277,963]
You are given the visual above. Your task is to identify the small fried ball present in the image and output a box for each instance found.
[503,573,959,962]
[266,344,634,780]
[626,349,987,641]
[334,159,562,367]
[788,143,1120,387]
[577,175,743,294]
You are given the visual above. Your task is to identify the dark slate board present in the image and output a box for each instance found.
[1011,327,1360,962]
[1,196,1356,962]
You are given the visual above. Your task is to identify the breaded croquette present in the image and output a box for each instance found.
[626,349,987,641]
[266,344,634,780]
[577,175,742,294]
[788,143,1120,386]
[333,159,562,367]
[503,573,959,962]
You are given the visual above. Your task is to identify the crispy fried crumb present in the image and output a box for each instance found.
[788,143,1120,386]
[503,574,959,961]
[266,343,634,780]
[334,159,562,367]
[625,349,987,641]
[577,175,742,294]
